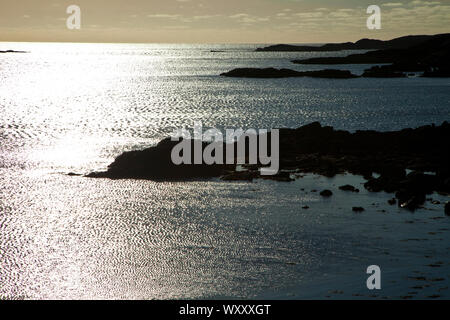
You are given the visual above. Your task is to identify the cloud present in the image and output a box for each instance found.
[294,11,324,18]
[229,13,250,19]
[228,13,271,24]
[410,0,441,5]
[192,15,222,20]
[147,14,181,19]
[383,2,403,7]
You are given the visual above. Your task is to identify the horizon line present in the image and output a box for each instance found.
[1,32,447,46]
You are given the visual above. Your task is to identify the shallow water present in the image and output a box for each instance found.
[0,43,449,299]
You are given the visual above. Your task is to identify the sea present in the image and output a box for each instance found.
[0,43,449,299]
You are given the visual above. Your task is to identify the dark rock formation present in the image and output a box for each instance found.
[352,207,365,212]
[292,33,450,78]
[362,66,406,78]
[220,68,358,79]
[390,172,438,211]
[339,185,359,192]
[320,190,333,197]
[292,33,450,65]
[67,172,82,176]
[226,34,450,79]
[445,203,450,216]
[0,50,27,53]
[87,121,450,211]
[87,138,232,180]
[256,35,436,52]
[422,65,450,77]
[292,50,403,65]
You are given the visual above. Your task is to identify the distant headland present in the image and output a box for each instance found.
[255,34,446,52]
[222,33,450,78]
[0,50,27,54]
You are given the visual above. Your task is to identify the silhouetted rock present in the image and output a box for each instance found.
[293,33,450,78]
[320,190,333,197]
[422,65,450,77]
[86,138,231,180]
[293,33,449,65]
[445,203,450,216]
[391,172,438,210]
[362,66,406,78]
[352,207,365,212]
[87,121,450,212]
[0,50,27,53]
[220,68,358,79]
[339,185,359,192]
[67,172,81,176]
[398,193,426,211]
[256,35,436,52]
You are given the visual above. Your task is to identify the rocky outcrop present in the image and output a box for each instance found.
[256,34,436,52]
[292,33,450,65]
[422,65,450,77]
[320,190,333,197]
[220,68,358,79]
[339,185,359,192]
[362,66,406,78]
[223,34,450,79]
[0,50,27,53]
[87,121,450,211]
[87,138,232,180]
[292,33,450,78]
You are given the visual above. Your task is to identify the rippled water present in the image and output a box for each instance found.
[0,43,449,299]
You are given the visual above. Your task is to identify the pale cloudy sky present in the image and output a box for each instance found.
[1,0,449,43]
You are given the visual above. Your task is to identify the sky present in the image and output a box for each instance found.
[1,0,449,43]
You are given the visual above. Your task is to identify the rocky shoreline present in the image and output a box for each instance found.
[255,34,436,52]
[230,33,450,78]
[87,122,450,213]
[292,33,450,77]
[0,50,27,54]
[220,68,358,79]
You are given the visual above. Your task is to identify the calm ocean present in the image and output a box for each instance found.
[0,43,449,299]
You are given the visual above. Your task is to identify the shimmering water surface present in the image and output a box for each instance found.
[0,43,449,299]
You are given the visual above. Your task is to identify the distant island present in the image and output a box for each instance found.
[293,33,450,77]
[221,33,450,78]
[0,50,27,54]
[220,68,358,79]
[220,67,409,79]
[255,34,439,52]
